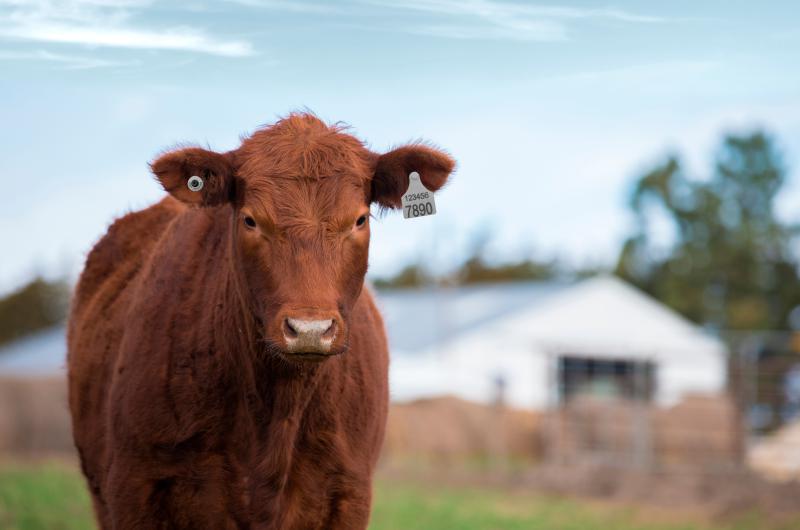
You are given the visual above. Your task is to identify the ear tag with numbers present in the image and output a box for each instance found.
[401,171,437,219]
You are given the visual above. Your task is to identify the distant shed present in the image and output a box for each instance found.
[377,275,727,410]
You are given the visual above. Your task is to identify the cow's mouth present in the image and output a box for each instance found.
[284,350,344,363]
[290,352,331,362]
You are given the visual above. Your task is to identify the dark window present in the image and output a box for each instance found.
[558,355,656,403]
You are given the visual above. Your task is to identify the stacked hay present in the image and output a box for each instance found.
[655,395,739,468]
[540,394,740,469]
[382,396,540,465]
[749,420,800,481]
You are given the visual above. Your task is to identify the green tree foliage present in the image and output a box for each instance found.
[373,255,559,289]
[373,240,558,289]
[373,264,432,290]
[616,131,800,330]
[456,226,558,285]
[0,277,70,347]
[457,255,557,285]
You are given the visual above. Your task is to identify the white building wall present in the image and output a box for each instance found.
[655,348,727,406]
[390,336,727,410]
[438,333,551,409]
[388,277,729,410]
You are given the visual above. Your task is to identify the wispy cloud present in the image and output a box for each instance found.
[3,23,253,56]
[369,0,665,22]
[361,0,666,41]
[0,48,133,69]
[223,0,342,14]
[0,0,254,57]
[540,60,722,85]
[411,19,565,41]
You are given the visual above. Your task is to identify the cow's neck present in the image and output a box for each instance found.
[245,360,324,525]
[129,206,319,527]
[200,209,325,525]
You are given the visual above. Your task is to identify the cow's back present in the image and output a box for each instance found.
[67,197,184,522]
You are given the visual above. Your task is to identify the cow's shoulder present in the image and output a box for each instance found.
[72,196,184,316]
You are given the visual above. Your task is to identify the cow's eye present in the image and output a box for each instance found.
[244,216,257,228]
[355,214,368,228]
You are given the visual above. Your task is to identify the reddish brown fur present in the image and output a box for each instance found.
[67,113,454,529]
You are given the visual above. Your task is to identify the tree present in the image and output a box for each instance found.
[0,277,70,347]
[616,131,800,330]
[457,255,557,285]
[373,226,559,289]
[372,263,432,289]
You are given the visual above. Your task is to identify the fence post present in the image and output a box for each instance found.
[632,359,653,470]
[729,335,762,469]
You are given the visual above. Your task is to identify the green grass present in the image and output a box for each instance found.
[0,462,796,530]
[369,481,759,530]
[370,483,705,530]
[0,461,94,530]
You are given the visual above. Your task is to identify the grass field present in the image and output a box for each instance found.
[0,461,796,530]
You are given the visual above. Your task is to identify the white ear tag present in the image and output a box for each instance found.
[401,171,436,220]
[187,175,204,192]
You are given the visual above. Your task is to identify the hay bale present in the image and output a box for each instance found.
[655,394,739,468]
[382,396,540,464]
[540,394,739,469]
[0,376,73,454]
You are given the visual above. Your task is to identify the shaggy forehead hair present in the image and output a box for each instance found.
[237,113,374,186]
[236,113,374,229]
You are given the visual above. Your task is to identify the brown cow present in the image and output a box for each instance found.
[67,113,454,529]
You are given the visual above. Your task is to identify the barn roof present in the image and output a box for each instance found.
[377,275,726,359]
[375,280,572,353]
[488,275,726,359]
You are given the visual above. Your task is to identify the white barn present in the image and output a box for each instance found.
[377,275,727,410]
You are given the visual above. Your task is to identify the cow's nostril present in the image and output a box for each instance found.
[283,319,299,338]
[321,320,336,339]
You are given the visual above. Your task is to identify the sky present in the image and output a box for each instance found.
[1,0,799,295]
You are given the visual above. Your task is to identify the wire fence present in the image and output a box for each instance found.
[535,331,800,481]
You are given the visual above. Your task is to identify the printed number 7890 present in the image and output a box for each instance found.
[405,202,434,218]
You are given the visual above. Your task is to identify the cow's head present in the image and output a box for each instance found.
[151,113,454,363]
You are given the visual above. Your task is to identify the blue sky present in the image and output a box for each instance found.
[1,0,799,294]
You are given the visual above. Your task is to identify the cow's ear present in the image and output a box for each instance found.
[150,147,236,206]
[370,144,455,209]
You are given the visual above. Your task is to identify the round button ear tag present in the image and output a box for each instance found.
[187,175,204,192]
[401,171,436,219]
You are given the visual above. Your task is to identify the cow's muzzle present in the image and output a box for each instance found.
[274,311,344,362]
